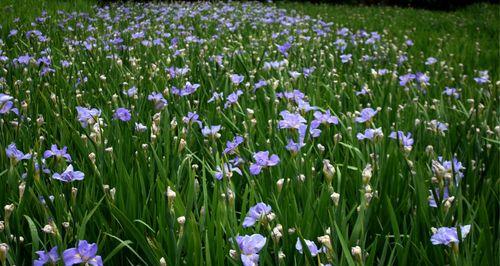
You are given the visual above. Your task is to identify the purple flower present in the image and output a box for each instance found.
[235,234,266,266]
[6,143,31,161]
[182,112,202,127]
[0,93,18,115]
[415,72,430,86]
[15,54,32,65]
[313,110,339,126]
[52,165,84,182]
[224,90,243,109]
[357,128,383,141]
[289,71,301,79]
[123,86,138,97]
[214,163,242,180]
[340,53,352,63]
[438,157,465,185]
[43,144,72,162]
[147,92,168,111]
[76,106,101,128]
[249,151,280,175]
[63,240,103,266]
[425,57,438,65]
[172,82,200,96]
[389,131,414,149]
[253,80,267,92]
[355,86,370,96]
[428,187,450,208]
[443,87,460,99]
[223,135,244,155]
[431,225,471,246]
[201,125,221,138]
[278,111,306,130]
[474,71,489,84]
[207,91,224,103]
[230,74,245,85]
[355,108,378,123]
[297,100,318,112]
[399,74,416,87]
[243,202,272,228]
[286,139,305,153]
[302,67,316,77]
[135,122,147,132]
[277,42,292,57]
[295,238,323,257]
[113,108,131,122]
[34,246,60,266]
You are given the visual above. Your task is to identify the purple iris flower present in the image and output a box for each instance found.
[389,131,414,149]
[172,82,200,96]
[399,74,416,87]
[415,72,430,86]
[63,240,103,266]
[474,71,489,84]
[147,92,168,111]
[277,42,292,57]
[76,106,101,128]
[295,238,323,257]
[182,112,202,127]
[0,93,18,114]
[214,162,242,180]
[34,246,60,266]
[113,108,132,122]
[302,67,316,77]
[312,110,339,126]
[135,122,147,133]
[249,151,280,175]
[253,80,267,92]
[355,86,369,96]
[207,91,224,103]
[52,165,84,182]
[425,57,438,65]
[235,234,267,266]
[286,139,305,153]
[201,125,221,137]
[6,143,31,161]
[297,100,318,112]
[298,123,322,138]
[438,157,465,185]
[431,225,471,246]
[243,202,272,227]
[224,90,243,109]
[357,128,383,141]
[443,87,460,99]
[278,111,306,130]
[428,187,450,208]
[43,144,72,162]
[340,53,352,63]
[223,135,244,155]
[405,39,414,46]
[230,74,245,85]
[276,90,305,103]
[355,108,378,123]
[289,71,301,79]
[15,54,32,65]
[123,86,138,97]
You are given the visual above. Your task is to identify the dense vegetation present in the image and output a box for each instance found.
[0,1,498,265]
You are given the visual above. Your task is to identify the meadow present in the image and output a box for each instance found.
[0,1,498,265]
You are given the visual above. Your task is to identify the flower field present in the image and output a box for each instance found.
[0,1,498,265]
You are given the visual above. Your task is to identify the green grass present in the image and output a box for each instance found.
[0,1,498,266]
